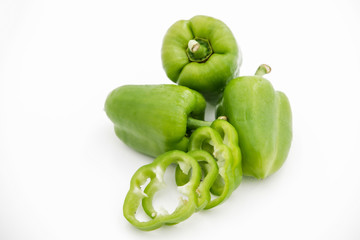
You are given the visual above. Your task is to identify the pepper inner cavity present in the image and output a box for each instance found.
[134,178,153,222]
[152,164,189,215]
[201,141,214,153]
[200,140,225,196]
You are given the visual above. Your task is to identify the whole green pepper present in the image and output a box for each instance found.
[123,150,202,231]
[161,15,241,103]
[216,64,292,179]
[105,84,209,157]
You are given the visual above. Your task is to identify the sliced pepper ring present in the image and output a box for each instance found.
[211,119,242,188]
[187,126,235,209]
[123,150,201,231]
[175,150,219,211]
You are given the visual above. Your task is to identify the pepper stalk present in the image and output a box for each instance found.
[186,37,213,62]
[187,117,212,130]
[255,64,271,76]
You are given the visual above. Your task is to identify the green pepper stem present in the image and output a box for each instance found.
[188,40,200,53]
[187,117,212,130]
[186,38,213,63]
[217,116,228,121]
[255,64,271,76]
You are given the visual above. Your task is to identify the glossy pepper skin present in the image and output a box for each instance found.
[161,15,241,103]
[216,65,292,179]
[123,150,202,231]
[104,84,206,157]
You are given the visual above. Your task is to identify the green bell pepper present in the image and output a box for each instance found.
[104,84,209,157]
[216,64,293,179]
[161,15,241,103]
[123,150,202,231]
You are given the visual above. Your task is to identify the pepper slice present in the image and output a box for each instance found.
[123,150,201,231]
[175,150,219,211]
[173,118,242,209]
[186,125,236,209]
[210,119,242,188]
[105,84,207,157]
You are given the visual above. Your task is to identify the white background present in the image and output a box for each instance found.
[1,0,360,239]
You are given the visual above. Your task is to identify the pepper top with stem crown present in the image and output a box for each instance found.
[186,38,213,62]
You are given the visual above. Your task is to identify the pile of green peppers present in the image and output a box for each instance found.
[105,15,292,231]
